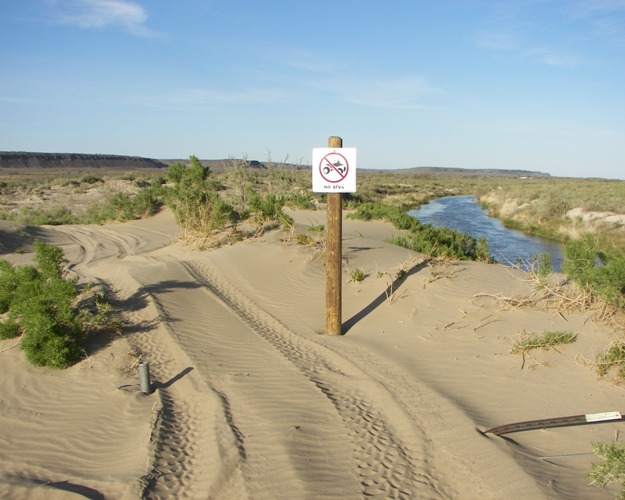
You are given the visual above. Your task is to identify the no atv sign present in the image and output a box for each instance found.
[312,148,357,193]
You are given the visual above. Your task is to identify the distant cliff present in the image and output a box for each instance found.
[0,152,167,170]
[1,152,551,178]
[399,166,550,178]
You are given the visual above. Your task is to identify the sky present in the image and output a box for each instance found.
[1,1,625,179]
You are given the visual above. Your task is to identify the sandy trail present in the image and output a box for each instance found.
[1,209,623,499]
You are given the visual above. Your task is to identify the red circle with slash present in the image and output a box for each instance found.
[319,152,349,183]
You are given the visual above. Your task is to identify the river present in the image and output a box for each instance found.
[408,195,564,272]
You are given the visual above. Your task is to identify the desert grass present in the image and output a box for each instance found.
[380,259,423,304]
[426,258,461,284]
[348,267,366,283]
[3,166,624,254]
[510,330,576,354]
[511,330,576,369]
[477,177,625,251]
[473,253,624,327]
[588,440,625,499]
[595,341,625,381]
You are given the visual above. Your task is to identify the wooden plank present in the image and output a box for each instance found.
[325,136,343,335]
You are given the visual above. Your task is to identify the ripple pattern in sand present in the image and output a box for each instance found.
[176,259,445,498]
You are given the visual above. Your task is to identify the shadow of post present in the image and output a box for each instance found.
[153,366,194,390]
[342,258,431,334]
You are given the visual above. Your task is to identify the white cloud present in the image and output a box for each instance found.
[572,1,625,46]
[0,96,44,105]
[522,46,582,67]
[476,30,522,51]
[285,50,340,74]
[250,46,437,109]
[476,2,588,68]
[132,86,284,109]
[313,75,438,109]
[477,28,581,68]
[172,87,281,105]
[573,0,625,15]
[54,0,158,36]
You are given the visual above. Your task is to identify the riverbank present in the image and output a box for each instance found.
[1,208,623,498]
[409,195,565,271]
[479,181,625,251]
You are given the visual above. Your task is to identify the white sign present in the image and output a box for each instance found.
[312,148,357,193]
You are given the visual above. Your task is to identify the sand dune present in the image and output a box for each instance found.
[1,208,623,499]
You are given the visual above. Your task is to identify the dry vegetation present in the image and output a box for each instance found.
[2,165,623,245]
[477,177,625,251]
[2,161,625,496]
[0,168,167,225]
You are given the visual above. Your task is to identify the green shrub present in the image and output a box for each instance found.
[510,330,576,355]
[165,156,232,234]
[350,202,421,231]
[349,268,366,283]
[536,252,554,280]
[0,317,20,339]
[387,226,489,261]
[0,242,119,369]
[132,185,163,217]
[34,240,66,279]
[283,192,315,210]
[85,183,163,224]
[248,192,292,224]
[562,234,599,288]
[350,202,491,262]
[296,234,313,245]
[225,156,257,206]
[564,236,625,380]
[0,260,17,313]
[81,175,103,184]
[563,234,625,309]
[596,342,625,379]
[10,206,76,225]
[19,307,81,368]
[209,195,237,230]
[475,237,491,262]
[588,441,625,499]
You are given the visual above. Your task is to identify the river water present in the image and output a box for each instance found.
[408,195,564,272]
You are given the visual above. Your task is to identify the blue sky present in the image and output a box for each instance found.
[1,1,624,179]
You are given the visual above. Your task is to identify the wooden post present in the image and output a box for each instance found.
[325,136,343,335]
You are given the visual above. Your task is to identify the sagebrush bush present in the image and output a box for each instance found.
[9,206,77,225]
[5,241,81,367]
[596,342,625,379]
[0,259,17,313]
[563,234,625,309]
[224,156,258,207]
[510,330,576,354]
[0,317,20,339]
[0,241,119,368]
[588,441,625,499]
[165,156,236,234]
[351,202,491,261]
[350,202,421,231]
[283,192,314,210]
[81,175,103,184]
[247,191,293,226]
[349,268,366,283]
[85,182,163,224]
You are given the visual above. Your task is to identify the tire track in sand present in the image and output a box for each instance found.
[182,259,447,498]
[50,226,249,499]
[55,224,171,272]
[132,260,359,498]
[117,265,250,500]
[54,220,447,497]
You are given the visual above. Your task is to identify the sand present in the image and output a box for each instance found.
[1,208,624,499]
